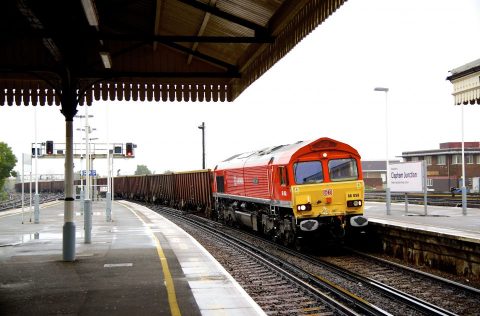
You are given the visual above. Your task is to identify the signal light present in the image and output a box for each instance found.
[126,142,133,157]
[32,147,40,156]
[46,141,54,155]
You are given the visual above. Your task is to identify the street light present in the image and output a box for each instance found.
[198,122,205,169]
[460,102,467,215]
[33,106,40,224]
[374,87,391,215]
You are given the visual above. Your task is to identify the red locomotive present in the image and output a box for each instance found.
[213,137,368,247]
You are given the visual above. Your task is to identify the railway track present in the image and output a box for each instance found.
[325,249,480,313]
[0,193,62,212]
[146,203,480,315]
[150,204,384,315]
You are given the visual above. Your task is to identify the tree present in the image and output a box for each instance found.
[134,164,152,175]
[0,142,17,199]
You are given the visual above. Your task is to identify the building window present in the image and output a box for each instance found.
[411,156,419,162]
[427,178,433,187]
[425,156,432,165]
[466,154,474,164]
[452,154,462,165]
[476,155,480,164]
[437,155,446,165]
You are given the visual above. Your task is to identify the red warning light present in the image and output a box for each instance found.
[126,143,133,157]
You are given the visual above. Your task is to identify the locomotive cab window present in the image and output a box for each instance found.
[328,158,358,181]
[294,161,323,184]
[216,176,225,193]
[279,166,288,186]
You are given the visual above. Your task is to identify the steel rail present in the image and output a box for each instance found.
[153,205,391,316]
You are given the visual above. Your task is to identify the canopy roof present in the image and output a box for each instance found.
[0,0,346,107]
[447,58,480,105]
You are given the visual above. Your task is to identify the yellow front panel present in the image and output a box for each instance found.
[291,180,364,219]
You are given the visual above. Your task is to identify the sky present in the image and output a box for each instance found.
[1,0,480,177]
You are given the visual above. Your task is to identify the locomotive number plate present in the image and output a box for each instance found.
[346,192,361,199]
[322,189,333,196]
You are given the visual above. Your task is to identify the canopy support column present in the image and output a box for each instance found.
[60,71,78,262]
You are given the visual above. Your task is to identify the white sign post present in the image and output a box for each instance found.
[21,153,32,224]
[389,161,428,215]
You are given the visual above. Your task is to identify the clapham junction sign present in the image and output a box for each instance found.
[389,161,425,193]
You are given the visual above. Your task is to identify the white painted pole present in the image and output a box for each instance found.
[21,154,25,224]
[84,105,92,243]
[461,103,467,215]
[423,160,428,216]
[374,87,390,215]
[29,170,32,222]
[34,106,40,223]
[63,119,76,261]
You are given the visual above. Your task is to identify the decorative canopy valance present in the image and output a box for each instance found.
[447,58,480,105]
[0,0,346,106]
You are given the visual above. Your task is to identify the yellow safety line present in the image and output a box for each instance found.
[123,203,181,316]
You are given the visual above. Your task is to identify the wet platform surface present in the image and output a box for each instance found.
[365,201,480,242]
[0,200,265,315]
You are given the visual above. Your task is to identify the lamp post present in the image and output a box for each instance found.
[198,122,205,169]
[34,106,40,223]
[374,87,391,215]
[461,103,467,215]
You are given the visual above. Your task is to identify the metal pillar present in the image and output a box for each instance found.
[374,87,390,215]
[60,72,78,262]
[461,103,467,215]
[84,105,92,244]
[34,106,40,223]
[79,189,84,214]
[198,122,205,169]
[63,119,76,261]
[106,149,112,222]
[34,194,39,223]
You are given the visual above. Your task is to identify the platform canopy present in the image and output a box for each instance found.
[447,58,480,105]
[0,0,346,107]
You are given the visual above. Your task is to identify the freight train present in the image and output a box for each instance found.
[16,137,368,248]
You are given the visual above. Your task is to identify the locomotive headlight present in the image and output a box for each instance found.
[296,204,312,211]
[347,200,363,207]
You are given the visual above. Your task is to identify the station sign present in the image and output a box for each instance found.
[81,170,97,177]
[388,162,424,193]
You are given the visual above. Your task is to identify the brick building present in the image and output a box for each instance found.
[400,142,480,192]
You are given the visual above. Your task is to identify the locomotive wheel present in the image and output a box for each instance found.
[282,230,295,247]
[294,237,303,252]
[226,214,234,227]
[330,225,346,240]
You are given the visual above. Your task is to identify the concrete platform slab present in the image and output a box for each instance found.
[0,200,265,316]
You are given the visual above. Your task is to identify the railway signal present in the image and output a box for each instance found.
[126,143,134,157]
[46,140,54,155]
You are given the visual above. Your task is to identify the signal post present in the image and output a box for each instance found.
[31,141,135,245]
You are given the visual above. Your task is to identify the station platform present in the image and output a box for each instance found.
[364,201,480,242]
[0,200,265,316]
